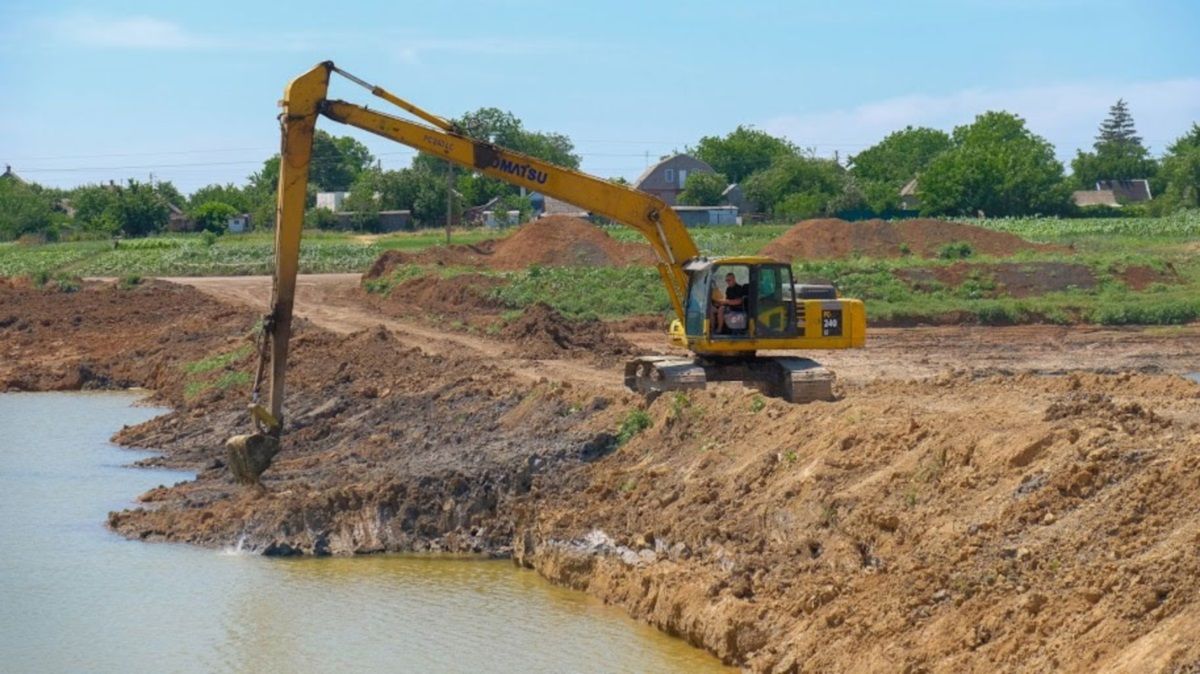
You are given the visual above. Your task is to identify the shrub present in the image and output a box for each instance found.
[937,241,974,259]
[616,409,652,446]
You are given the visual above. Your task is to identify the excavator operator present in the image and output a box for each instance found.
[715,272,748,334]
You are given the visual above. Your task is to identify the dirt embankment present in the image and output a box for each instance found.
[5,280,1200,672]
[365,216,655,278]
[762,218,1065,261]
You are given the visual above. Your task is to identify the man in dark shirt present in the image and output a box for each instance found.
[716,272,747,334]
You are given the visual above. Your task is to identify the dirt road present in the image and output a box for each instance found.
[164,274,1200,385]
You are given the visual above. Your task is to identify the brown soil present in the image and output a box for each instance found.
[368,272,508,315]
[6,275,1200,672]
[364,216,654,280]
[761,218,1065,260]
[500,302,635,363]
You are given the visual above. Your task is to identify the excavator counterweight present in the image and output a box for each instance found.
[227,61,866,484]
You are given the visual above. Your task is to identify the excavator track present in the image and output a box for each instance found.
[624,355,836,404]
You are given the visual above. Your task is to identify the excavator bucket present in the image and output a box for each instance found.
[226,433,280,485]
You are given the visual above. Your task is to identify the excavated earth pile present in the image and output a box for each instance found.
[364,216,654,279]
[5,278,1200,672]
[761,218,1064,261]
[500,302,635,363]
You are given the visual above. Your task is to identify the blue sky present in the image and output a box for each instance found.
[1,0,1197,194]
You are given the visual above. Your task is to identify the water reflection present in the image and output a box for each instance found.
[0,393,729,673]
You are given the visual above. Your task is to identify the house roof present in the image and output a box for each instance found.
[541,195,588,217]
[1072,190,1120,208]
[1096,179,1152,202]
[633,153,716,189]
[899,178,919,197]
[1,165,25,185]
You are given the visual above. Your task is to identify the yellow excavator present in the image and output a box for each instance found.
[226,61,866,484]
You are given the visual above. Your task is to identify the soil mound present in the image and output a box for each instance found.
[486,216,655,269]
[501,302,634,362]
[364,217,654,278]
[374,273,508,315]
[365,240,498,279]
[761,218,1062,260]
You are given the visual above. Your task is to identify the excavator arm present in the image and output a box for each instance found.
[226,61,705,484]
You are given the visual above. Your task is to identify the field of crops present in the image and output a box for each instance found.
[963,210,1200,240]
[0,228,496,277]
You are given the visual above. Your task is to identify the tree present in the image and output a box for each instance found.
[850,126,951,212]
[416,107,581,209]
[70,180,170,237]
[678,172,728,206]
[919,111,1070,217]
[1157,123,1200,210]
[191,201,238,234]
[742,154,849,219]
[1071,99,1158,189]
[0,179,62,241]
[691,126,798,184]
[344,165,463,230]
[309,131,375,192]
[189,183,252,213]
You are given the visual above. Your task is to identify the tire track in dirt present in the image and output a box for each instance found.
[158,274,625,392]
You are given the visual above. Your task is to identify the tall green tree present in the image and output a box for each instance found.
[678,172,729,206]
[742,154,850,219]
[310,130,375,192]
[189,183,252,213]
[0,179,63,241]
[412,107,580,208]
[690,126,797,184]
[919,111,1070,217]
[1071,99,1158,189]
[849,126,951,212]
[71,180,170,237]
[1157,123,1200,210]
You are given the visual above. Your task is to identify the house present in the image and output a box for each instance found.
[533,193,589,219]
[166,202,193,232]
[899,178,920,211]
[1072,190,1120,208]
[1096,179,1152,203]
[719,182,756,215]
[671,205,739,227]
[316,191,349,212]
[1,165,25,184]
[633,154,717,206]
[227,214,250,234]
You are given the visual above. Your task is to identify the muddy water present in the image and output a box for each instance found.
[0,393,730,673]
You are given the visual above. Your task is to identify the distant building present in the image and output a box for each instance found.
[1,165,25,185]
[633,154,717,206]
[533,193,589,219]
[671,205,739,227]
[166,202,193,232]
[1072,190,1120,208]
[899,178,921,211]
[227,214,250,233]
[719,182,756,215]
[1096,179,1152,203]
[316,191,349,212]
[1072,179,1152,209]
[334,209,412,232]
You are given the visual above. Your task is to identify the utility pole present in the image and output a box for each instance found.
[445,160,453,245]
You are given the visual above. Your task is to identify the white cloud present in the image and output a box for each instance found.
[44,12,219,50]
[761,79,1200,162]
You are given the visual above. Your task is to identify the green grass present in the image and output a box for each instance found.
[182,345,253,375]
[7,215,1199,326]
[0,228,501,278]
